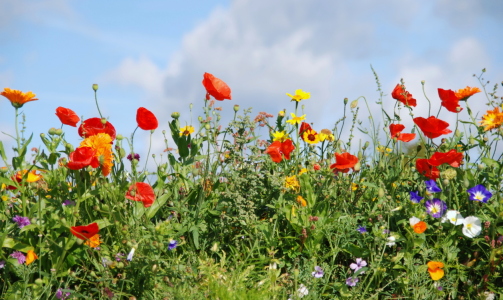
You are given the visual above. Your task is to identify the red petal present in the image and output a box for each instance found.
[136,107,158,130]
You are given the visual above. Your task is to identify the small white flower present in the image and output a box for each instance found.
[297,284,309,298]
[409,216,420,226]
[386,236,396,246]
[127,247,136,261]
[462,216,482,238]
[484,291,495,300]
[441,210,464,225]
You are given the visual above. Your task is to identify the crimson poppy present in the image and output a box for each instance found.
[438,88,462,113]
[67,147,98,170]
[413,116,452,139]
[392,84,417,107]
[78,117,116,140]
[202,72,231,101]
[136,107,158,130]
[330,152,358,173]
[416,158,440,180]
[55,107,80,127]
[427,149,463,167]
[389,124,416,142]
[299,122,312,141]
[70,222,99,240]
[265,139,295,163]
[125,182,156,208]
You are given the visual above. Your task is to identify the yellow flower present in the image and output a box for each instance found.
[286,89,310,102]
[351,183,358,191]
[272,131,289,142]
[479,106,503,131]
[84,234,101,248]
[298,168,307,176]
[455,86,481,100]
[1,88,38,108]
[296,195,307,207]
[80,133,114,176]
[14,170,42,183]
[427,261,445,280]
[286,113,306,125]
[303,129,320,144]
[180,125,195,136]
[285,175,300,191]
[1,195,8,201]
[26,250,38,265]
[319,129,334,142]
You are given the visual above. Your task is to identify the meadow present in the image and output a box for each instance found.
[0,70,502,299]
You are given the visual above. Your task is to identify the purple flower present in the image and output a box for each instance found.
[62,199,76,206]
[115,253,124,261]
[437,286,443,291]
[467,185,492,203]
[350,258,367,273]
[55,288,71,300]
[168,240,178,251]
[12,215,31,229]
[312,266,324,278]
[346,277,359,287]
[10,251,26,264]
[0,260,5,268]
[127,153,140,161]
[425,198,447,218]
[425,180,442,193]
[356,225,367,234]
[409,191,423,203]
[127,248,135,261]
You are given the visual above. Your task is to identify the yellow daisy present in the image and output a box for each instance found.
[286,113,306,125]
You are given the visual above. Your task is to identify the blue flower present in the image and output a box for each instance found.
[467,185,492,203]
[425,198,447,218]
[168,240,178,251]
[409,191,423,203]
[12,215,31,229]
[312,266,324,278]
[356,225,367,234]
[425,180,441,193]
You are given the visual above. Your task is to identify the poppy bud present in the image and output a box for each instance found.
[100,118,107,125]
[350,100,358,109]
[48,127,57,135]
[455,129,461,137]
[171,112,180,119]
[40,133,45,138]
[463,177,470,188]
[92,84,99,91]
[477,164,486,170]
[363,141,370,150]
[198,116,203,122]
[469,136,475,145]
[116,134,123,141]
[378,188,385,198]
[205,124,210,130]
[35,278,44,286]
[443,179,449,185]
[354,162,361,172]
[54,128,63,136]
[278,110,285,117]
[233,105,240,112]
[344,98,348,105]
[416,145,422,152]
[152,264,158,272]
[357,150,362,159]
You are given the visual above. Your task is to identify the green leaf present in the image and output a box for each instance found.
[0,140,7,161]
[146,193,171,219]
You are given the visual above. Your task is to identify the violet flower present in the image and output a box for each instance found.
[350,258,367,273]
[409,191,423,203]
[127,153,140,161]
[425,198,447,218]
[168,240,178,251]
[467,185,492,203]
[425,180,442,193]
[356,225,367,234]
[346,277,359,287]
[12,215,31,229]
[10,251,26,264]
[312,266,324,278]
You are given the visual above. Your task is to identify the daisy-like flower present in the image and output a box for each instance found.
[479,106,503,131]
[318,129,335,142]
[467,185,492,203]
[284,175,300,191]
[302,129,320,144]
[427,261,445,280]
[272,131,289,142]
[312,266,324,278]
[350,258,367,273]
[1,88,38,108]
[346,277,359,287]
[25,250,38,265]
[286,89,310,102]
[425,180,442,193]
[79,132,114,176]
[286,113,306,125]
[455,86,481,101]
[462,216,482,238]
[409,191,424,203]
[425,198,447,218]
[179,125,195,136]
[441,210,464,225]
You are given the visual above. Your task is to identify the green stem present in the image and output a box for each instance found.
[94,90,103,119]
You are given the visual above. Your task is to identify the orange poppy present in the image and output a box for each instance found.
[78,117,116,140]
[1,88,38,108]
[391,84,416,107]
[202,72,231,101]
[455,86,481,100]
[84,234,101,248]
[412,221,427,234]
[67,147,98,170]
[70,222,99,240]
[438,88,462,113]
[330,152,358,173]
[413,116,452,139]
[427,261,445,280]
[26,250,38,265]
[125,182,156,208]
[136,107,158,130]
[55,107,80,127]
[296,195,307,207]
[265,139,295,163]
[389,124,416,142]
[416,158,440,180]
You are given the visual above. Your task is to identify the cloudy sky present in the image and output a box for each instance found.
[1,0,502,164]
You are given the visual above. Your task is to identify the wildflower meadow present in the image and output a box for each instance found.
[0,70,502,299]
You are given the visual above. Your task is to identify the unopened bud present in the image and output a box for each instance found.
[477,164,486,171]
[189,103,193,110]
[378,187,385,198]
[54,128,63,136]
[442,179,449,186]
[350,99,358,109]
[65,143,74,152]
[171,112,180,119]
[463,177,470,188]
[92,84,99,91]
[278,110,285,117]
[101,118,107,125]
[363,141,370,150]
[344,98,348,105]
[198,116,203,122]
[116,134,123,141]
[48,128,57,135]
[455,129,462,138]
[233,105,240,112]
[353,161,361,172]
[205,124,210,130]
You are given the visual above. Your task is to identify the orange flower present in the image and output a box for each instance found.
[391,84,416,107]
[55,107,80,127]
[455,86,481,100]
[1,88,38,108]
[70,222,99,240]
[7,170,43,190]
[79,133,114,176]
[479,106,503,131]
[427,261,445,280]
[84,234,101,248]
[125,182,156,208]
[412,221,427,234]
[202,72,231,101]
[330,152,358,173]
[296,195,307,207]
[26,250,38,265]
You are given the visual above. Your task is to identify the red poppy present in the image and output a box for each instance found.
[136,107,158,130]
[265,139,295,163]
[416,158,440,180]
[330,152,358,173]
[67,147,98,170]
[70,222,99,240]
[299,122,312,141]
[55,107,80,127]
[413,116,452,139]
[392,84,417,107]
[427,149,463,167]
[438,88,462,113]
[125,182,156,208]
[202,72,232,101]
[78,117,116,140]
[389,124,416,142]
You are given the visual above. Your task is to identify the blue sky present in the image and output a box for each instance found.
[1,0,502,165]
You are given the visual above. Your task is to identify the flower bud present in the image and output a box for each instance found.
[189,103,193,110]
[48,127,57,135]
[463,177,470,188]
[171,112,180,119]
[198,116,203,122]
[378,187,385,198]
[101,118,107,125]
[278,110,285,117]
[54,128,63,136]
[233,105,240,112]
[455,129,462,138]
[442,179,449,186]
[116,134,123,141]
[344,98,348,105]
[0,166,8,173]
[92,84,99,91]
[477,164,486,171]
[363,141,370,150]
[205,124,211,130]
[350,99,358,109]
[353,162,361,172]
